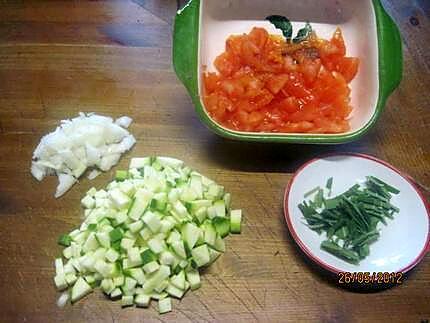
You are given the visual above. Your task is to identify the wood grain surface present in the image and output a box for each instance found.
[0,1,429,322]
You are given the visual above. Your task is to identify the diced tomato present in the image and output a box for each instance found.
[336,57,360,83]
[330,28,346,57]
[203,26,359,134]
[266,74,289,94]
[214,52,236,77]
[203,72,220,94]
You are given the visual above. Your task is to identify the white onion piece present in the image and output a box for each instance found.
[57,292,70,308]
[31,112,136,198]
[87,169,101,180]
[115,116,133,128]
[55,173,77,198]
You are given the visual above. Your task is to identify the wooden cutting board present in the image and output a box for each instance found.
[0,1,429,322]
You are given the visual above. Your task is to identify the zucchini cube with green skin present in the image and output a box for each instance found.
[191,245,211,267]
[115,170,128,181]
[212,217,230,238]
[151,192,168,211]
[148,237,167,254]
[128,189,154,221]
[158,297,172,314]
[109,228,123,242]
[71,277,93,303]
[181,222,201,249]
[230,209,242,234]
[141,249,157,265]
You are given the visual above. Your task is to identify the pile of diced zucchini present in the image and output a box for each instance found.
[54,157,242,314]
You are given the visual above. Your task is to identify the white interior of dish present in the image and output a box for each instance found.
[287,155,429,273]
[198,0,379,136]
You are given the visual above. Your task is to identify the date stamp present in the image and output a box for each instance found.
[338,272,403,284]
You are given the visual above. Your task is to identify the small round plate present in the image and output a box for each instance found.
[284,153,430,274]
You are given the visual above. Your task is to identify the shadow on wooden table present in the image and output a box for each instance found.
[202,134,376,174]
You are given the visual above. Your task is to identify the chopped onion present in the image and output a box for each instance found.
[31,113,136,198]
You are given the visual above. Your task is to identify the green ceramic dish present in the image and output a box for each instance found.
[173,0,402,144]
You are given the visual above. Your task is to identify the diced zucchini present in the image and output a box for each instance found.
[105,248,119,263]
[95,231,111,248]
[129,268,145,285]
[65,273,78,285]
[156,157,183,170]
[185,269,201,290]
[203,222,217,246]
[154,279,169,293]
[71,277,93,303]
[171,240,186,259]
[142,265,170,294]
[115,170,128,181]
[166,284,185,299]
[121,295,134,307]
[101,278,115,294]
[110,287,122,299]
[81,195,95,209]
[181,223,201,249]
[128,221,144,233]
[143,261,160,274]
[170,271,186,290]
[212,235,226,252]
[191,245,210,267]
[135,294,150,307]
[128,189,153,221]
[148,237,166,254]
[129,157,152,169]
[142,211,161,233]
[212,217,230,238]
[230,209,242,234]
[54,274,67,291]
[159,251,175,266]
[109,189,131,210]
[158,297,172,314]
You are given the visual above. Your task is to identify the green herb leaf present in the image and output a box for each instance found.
[293,22,312,43]
[266,15,293,40]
